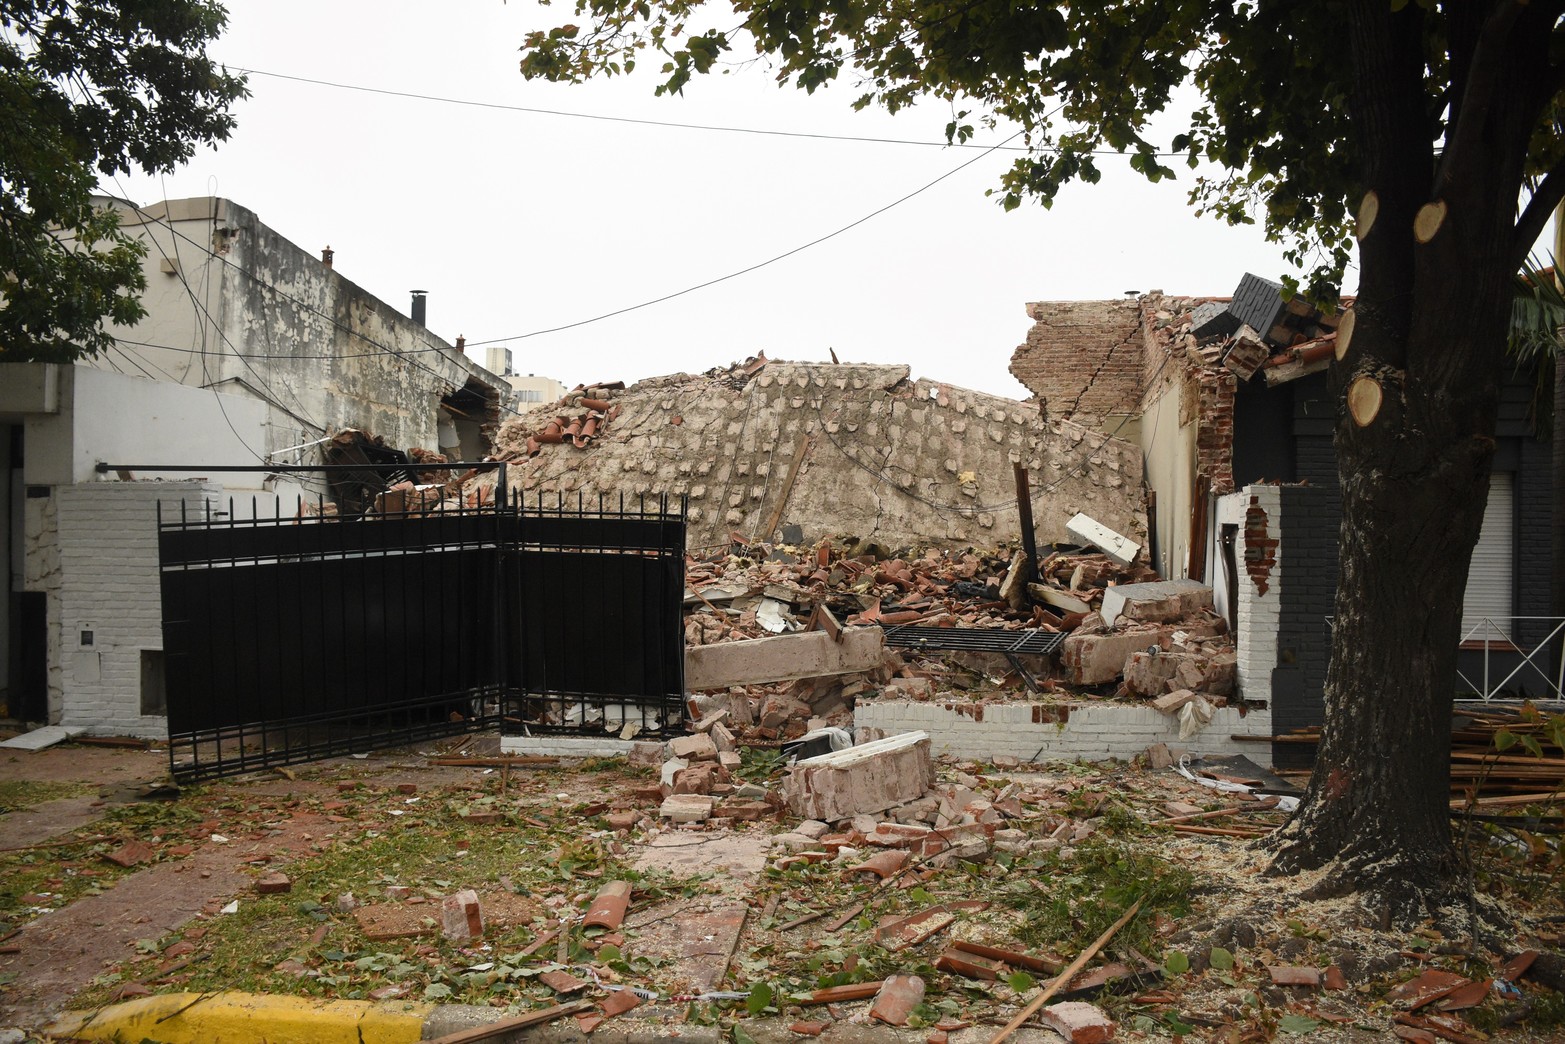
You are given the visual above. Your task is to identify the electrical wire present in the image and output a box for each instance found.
[462,127,1028,348]
[113,124,1025,389]
[234,65,1185,159]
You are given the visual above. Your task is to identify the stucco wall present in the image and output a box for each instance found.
[87,196,507,465]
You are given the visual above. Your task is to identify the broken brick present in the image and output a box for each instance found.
[539,969,590,994]
[255,872,292,894]
[936,948,1004,980]
[105,841,156,868]
[1039,1001,1116,1044]
[869,974,925,1026]
[845,850,909,880]
[669,733,719,761]
[599,987,641,1018]
[1268,966,1322,987]
[582,880,632,930]
[440,889,483,942]
[789,1021,828,1037]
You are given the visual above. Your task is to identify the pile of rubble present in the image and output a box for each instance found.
[675,523,1239,744]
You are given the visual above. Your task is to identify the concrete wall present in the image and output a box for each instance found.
[88,196,508,468]
[856,698,1274,767]
[496,360,1147,551]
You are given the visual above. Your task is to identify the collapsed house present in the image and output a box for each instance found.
[488,357,1145,552]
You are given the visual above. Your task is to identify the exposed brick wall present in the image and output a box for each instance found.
[1196,369,1237,495]
[855,699,1274,767]
[53,481,214,736]
[1009,300,1145,426]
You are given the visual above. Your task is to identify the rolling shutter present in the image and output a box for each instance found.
[1461,472,1514,643]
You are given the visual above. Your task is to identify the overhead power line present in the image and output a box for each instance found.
[234,65,1183,158]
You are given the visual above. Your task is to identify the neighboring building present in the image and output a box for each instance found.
[1,196,510,735]
[1012,276,1555,766]
[482,346,567,406]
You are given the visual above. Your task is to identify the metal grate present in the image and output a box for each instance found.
[881,624,1065,656]
[160,492,685,782]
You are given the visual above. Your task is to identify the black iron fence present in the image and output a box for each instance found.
[159,492,685,781]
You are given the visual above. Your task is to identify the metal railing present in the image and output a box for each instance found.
[1456,616,1565,702]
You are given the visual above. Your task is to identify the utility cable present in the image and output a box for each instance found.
[234,65,1184,158]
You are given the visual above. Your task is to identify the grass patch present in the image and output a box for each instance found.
[0,787,210,933]
[1009,835,1193,956]
[0,778,92,814]
[70,777,707,1009]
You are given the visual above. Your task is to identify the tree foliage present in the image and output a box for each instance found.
[0,0,246,363]
[520,1,1562,301]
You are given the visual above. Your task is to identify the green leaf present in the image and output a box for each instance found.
[1278,1013,1320,1034]
[1163,951,1190,975]
[1005,971,1035,993]
[733,1027,758,1044]
[746,982,774,1015]
[1209,947,1234,971]
[423,983,453,1000]
[1494,729,1518,752]
[1166,1014,1195,1035]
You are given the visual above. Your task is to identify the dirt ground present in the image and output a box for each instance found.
[0,736,1560,1043]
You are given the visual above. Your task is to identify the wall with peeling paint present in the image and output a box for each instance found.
[495,359,1147,551]
[87,196,510,465]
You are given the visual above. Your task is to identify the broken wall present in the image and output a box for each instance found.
[1009,299,1144,438]
[494,360,1147,551]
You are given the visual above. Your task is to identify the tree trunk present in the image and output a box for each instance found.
[1266,379,1491,918]
[1262,0,1550,925]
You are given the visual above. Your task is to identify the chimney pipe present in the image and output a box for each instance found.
[321,245,334,269]
[456,335,466,351]
[410,290,427,327]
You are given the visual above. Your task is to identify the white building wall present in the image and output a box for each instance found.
[856,699,1273,767]
[53,481,214,736]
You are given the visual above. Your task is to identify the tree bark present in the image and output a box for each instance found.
[1264,0,1554,924]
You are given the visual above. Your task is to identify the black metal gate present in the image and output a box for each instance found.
[159,494,685,782]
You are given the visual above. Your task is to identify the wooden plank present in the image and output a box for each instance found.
[988,897,1144,1044]
[424,1002,594,1044]
[756,434,813,543]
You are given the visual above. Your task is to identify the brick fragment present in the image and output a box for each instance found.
[868,974,925,1026]
[582,880,632,930]
[105,841,156,868]
[440,889,483,941]
[1267,966,1322,987]
[1038,1000,1116,1043]
[255,872,292,894]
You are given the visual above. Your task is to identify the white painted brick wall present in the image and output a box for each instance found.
[53,482,215,738]
[855,699,1274,767]
[501,736,640,758]
[1235,484,1282,703]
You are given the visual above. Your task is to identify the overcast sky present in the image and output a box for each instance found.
[111,0,1337,400]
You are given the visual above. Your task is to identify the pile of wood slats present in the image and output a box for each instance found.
[1267,705,1564,813]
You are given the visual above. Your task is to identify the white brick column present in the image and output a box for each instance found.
[1234,484,1282,703]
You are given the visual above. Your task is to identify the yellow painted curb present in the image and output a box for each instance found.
[45,990,434,1044]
